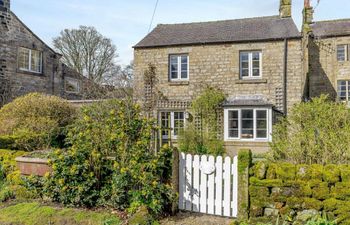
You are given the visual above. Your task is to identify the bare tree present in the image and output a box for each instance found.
[53,26,118,83]
[102,61,134,98]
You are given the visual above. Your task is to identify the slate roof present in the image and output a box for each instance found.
[134,15,301,48]
[223,96,273,107]
[311,19,350,38]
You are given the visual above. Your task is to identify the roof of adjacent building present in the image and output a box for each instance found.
[134,15,301,48]
[311,19,350,38]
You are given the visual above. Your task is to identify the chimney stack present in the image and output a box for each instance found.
[0,0,10,31]
[303,0,314,33]
[280,0,292,18]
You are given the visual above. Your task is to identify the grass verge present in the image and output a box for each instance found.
[0,202,121,225]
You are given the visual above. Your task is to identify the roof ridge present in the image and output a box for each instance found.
[314,18,350,23]
[157,15,281,27]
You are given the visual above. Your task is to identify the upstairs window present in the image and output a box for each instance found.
[240,51,262,79]
[337,45,348,61]
[0,1,4,6]
[18,47,42,73]
[160,111,185,139]
[169,54,189,81]
[65,77,81,93]
[225,108,269,141]
[337,80,350,101]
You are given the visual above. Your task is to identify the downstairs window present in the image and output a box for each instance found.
[224,108,270,141]
[160,111,185,139]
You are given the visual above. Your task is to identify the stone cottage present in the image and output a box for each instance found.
[133,0,350,155]
[0,0,87,107]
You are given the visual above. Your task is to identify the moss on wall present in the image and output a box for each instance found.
[248,161,350,224]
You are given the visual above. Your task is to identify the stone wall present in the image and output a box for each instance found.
[0,6,87,105]
[308,36,350,99]
[249,161,350,224]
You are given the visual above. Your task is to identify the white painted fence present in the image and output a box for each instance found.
[179,153,238,218]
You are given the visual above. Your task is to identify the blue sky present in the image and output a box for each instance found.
[12,0,350,65]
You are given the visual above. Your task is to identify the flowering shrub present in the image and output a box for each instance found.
[45,100,175,215]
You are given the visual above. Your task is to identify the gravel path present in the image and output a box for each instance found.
[160,212,234,225]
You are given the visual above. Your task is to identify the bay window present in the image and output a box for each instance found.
[18,47,42,73]
[225,108,270,141]
[160,111,185,139]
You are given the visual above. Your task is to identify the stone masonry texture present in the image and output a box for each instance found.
[134,39,304,155]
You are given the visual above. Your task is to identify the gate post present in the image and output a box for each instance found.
[237,149,252,221]
[171,147,180,215]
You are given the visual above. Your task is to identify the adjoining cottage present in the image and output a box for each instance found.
[0,0,88,107]
[133,0,350,155]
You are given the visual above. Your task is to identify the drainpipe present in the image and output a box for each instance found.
[283,38,288,115]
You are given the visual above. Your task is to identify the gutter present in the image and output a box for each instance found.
[283,38,288,115]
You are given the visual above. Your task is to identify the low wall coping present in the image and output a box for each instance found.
[15,157,49,164]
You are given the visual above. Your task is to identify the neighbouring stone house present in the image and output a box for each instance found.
[133,0,350,155]
[0,0,87,107]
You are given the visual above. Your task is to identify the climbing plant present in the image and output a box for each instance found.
[178,86,226,155]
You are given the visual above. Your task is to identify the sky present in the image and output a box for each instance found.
[11,0,350,66]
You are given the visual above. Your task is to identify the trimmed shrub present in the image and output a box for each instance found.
[0,93,77,151]
[270,95,350,164]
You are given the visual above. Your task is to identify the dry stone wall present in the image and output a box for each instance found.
[249,161,350,224]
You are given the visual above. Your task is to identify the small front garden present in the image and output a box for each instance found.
[0,93,174,224]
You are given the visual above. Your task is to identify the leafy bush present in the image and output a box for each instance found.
[178,86,225,155]
[45,100,175,215]
[0,93,77,151]
[0,149,26,184]
[270,95,350,164]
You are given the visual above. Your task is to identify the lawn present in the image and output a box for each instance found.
[0,202,121,225]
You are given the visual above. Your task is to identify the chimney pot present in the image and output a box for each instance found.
[280,0,292,18]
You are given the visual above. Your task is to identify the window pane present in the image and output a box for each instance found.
[18,48,30,70]
[337,45,346,61]
[257,130,267,138]
[241,69,249,77]
[241,110,253,139]
[240,52,249,61]
[252,52,260,60]
[65,78,80,93]
[228,111,239,138]
[242,109,253,119]
[256,110,267,119]
[338,80,348,101]
[253,69,260,77]
[161,112,170,137]
[181,56,188,64]
[31,50,42,73]
[170,56,178,79]
[174,112,185,136]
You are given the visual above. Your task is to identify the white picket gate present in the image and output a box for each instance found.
[178,153,238,218]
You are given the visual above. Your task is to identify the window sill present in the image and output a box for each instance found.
[235,79,267,84]
[168,81,189,86]
[17,69,43,77]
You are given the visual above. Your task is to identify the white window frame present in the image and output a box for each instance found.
[224,107,272,142]
[65,77,81,94]
[337,80,350,102]
[169,54,189,81]
[18,47,43,74]
[240,51,262,79]
[159,111,186,139]
[337,45,348,62]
